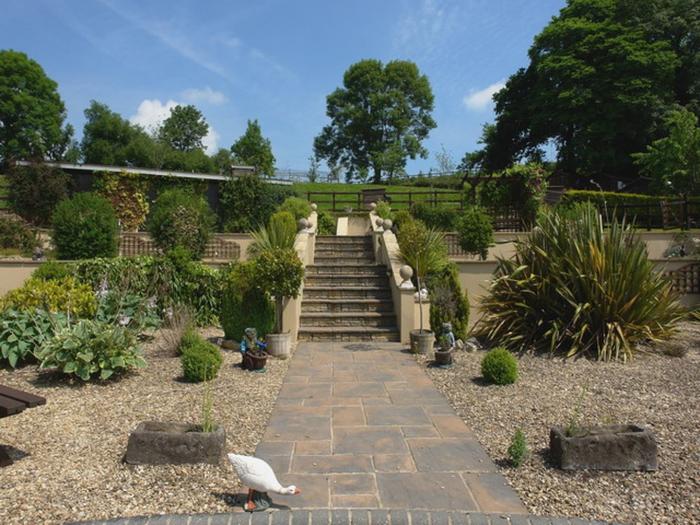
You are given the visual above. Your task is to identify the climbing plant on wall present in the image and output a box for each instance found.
[95,171,150,232]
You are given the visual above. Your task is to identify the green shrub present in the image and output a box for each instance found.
[507,429,528,467]
[220,174,295,232]
[477,204,684,361]
[475,164,548,225]
[278,196,312,221]
[457,206,493,260]
[1,277,96,318]
[428,264,469,340]
[52,193,118,260]
[0,215,35,253]
[481,347,518,385]
[73,256,221,326]
[220,261,275,341]
[249,211,297,257]
[375,200,392,220]
[0,309,67,367]
[95,291,161,331]
[32,261,74,281]
[180,331,222,382]
[392,209,412,231]
[253,248,304,333]
[36,319,146,381]
[147,188,215,260]
[316,210,336,235]
[7,163,70,226]
[411,203,459,231]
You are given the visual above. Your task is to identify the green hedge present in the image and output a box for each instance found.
[220,261,275,341]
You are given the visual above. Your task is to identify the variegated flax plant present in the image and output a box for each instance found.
[476,203,684,362]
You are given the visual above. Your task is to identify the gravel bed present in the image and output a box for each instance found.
[0,327,289,525]
[419,321,700,525]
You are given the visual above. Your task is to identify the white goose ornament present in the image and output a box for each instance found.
[228,453,301,511]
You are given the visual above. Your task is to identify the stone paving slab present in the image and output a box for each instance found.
[72,509,622,524]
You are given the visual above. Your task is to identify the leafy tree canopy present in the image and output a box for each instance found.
[230,119,275,177]
[0,49,74,166]
[474,0,699,186]
[314,59,436,183]
[81,101,155,167]
[634,106,700,194]
[158,104,209,152]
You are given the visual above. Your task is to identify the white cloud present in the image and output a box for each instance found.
[394,0,457,54]
[130,98,219,154]
[182,87,228,105]
[463,81,505,111]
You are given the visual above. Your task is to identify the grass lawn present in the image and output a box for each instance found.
[292,182,461,212]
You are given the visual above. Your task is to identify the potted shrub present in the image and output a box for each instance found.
[253,247,304,358]
[434,323,455,366]
[398,219,447,354]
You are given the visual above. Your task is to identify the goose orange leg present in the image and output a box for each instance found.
[245,488,256,511]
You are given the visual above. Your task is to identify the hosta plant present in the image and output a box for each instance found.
[476,204,684,361]
[0,309,67,368]
[37,319,146,381]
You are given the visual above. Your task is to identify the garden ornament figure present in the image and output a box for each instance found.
[442,322,456,350]
[228,453,301,512]
[240,327,267,371]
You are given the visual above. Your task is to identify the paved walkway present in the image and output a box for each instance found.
[255,342,525,513]
[73,342,619,525]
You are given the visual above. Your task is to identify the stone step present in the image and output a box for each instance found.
[300,299,395,313]
[303,286,390,300]
[300,312,397,328]
[305,265,386,276]
[313,255,377,265]
[315,245,375,255]
[315,235,371,242]
[297,326,400,342]
[305,274,387,287]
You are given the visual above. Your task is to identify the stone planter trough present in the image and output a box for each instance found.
[549,424,657,471]
[125,421,226,465]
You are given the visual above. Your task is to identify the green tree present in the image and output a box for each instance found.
[314,59,436,183]
[0,50,74,166]
[158,104,208,152]
[81,101,155,167]
[211,148,233,174]
[230,119,275,177]
[477,0,692,185]
[307,155,320,183]
[634,107,700,194]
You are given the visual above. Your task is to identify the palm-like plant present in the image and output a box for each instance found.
[476,203,684,361]
[248,211,297,257]
[398,219,447,333]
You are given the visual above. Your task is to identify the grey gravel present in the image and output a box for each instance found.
[0,327,290,525]
[418,321,700,525]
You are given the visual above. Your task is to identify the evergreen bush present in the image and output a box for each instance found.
[428,263,469,340]
[7,163,70,226]
[220,261,275,341]
[411,203,459,231]
[278,196,312,220]
[0,215,35,253]
[457,205,493,260]
[481,347,518,385]
[180,331,222,382]
[32,261,74,281]
[52,192,118,260]
[1,277,96,318]
[147,188,215,259]
[219,174,295,232]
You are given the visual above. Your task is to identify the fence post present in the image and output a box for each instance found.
[332,192,336,212]
[433,190,437,207]
[408,192,413,209]
[683,196,689,230]
[357,192,361,211]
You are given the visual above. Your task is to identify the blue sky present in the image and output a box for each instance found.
[2,0,565,174]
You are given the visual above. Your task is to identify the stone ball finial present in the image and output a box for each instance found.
[399,265,414,289]
[298,218,310,231]
[383,219,393,230]
[370,202,377,211]
[311,203,318,211]
[376,218,384,228]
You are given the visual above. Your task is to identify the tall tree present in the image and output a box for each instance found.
[314,59,436,183]
[477,0,698,186]
[0,50,73,166]
[158,104,208,152]
[230,119,275,177]
[81,101,155,167]
[634,107,700,195]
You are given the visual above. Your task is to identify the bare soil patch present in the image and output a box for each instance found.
[419,322,700,525]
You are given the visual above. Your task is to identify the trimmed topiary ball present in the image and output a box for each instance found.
[457,205,493,260]
[52,192,119,260]
[481,347,518,385]
[180,331,222,382]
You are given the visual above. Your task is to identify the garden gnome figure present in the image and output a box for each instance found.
[441,322,456,350]
[240,327,267,370]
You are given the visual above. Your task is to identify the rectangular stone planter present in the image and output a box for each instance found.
[125,421,225,465]
[549,424,657,471]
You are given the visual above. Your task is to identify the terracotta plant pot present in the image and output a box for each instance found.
[434,348,453,366]
[410,329,434,354]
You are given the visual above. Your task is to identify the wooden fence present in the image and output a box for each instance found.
[119,233,242,260]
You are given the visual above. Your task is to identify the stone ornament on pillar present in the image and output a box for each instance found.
[382,219,393,231]
[310,203,318,211]
[298,218,310,232]
[375,218,384,231]
[399,265,414,289]
[370,202,377,211]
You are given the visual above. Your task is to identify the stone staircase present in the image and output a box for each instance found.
[298,235,400,342]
